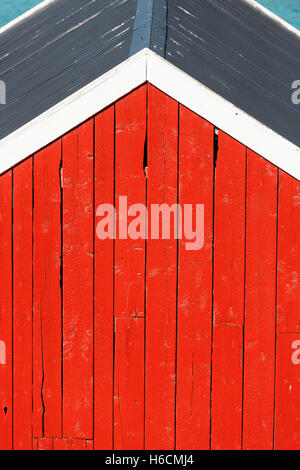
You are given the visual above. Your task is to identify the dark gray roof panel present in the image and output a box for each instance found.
[0,0,299,149]
[0,0,136,140]
[150,0,167,55]
[152,0,300,148]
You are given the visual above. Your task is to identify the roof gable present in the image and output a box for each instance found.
[0,0,299,179]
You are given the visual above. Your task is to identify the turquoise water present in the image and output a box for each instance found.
[258,0,300,29]
[0,1,41,27]
[0,0,299,29]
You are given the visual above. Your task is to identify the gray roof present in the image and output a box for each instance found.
[0,0,299,147]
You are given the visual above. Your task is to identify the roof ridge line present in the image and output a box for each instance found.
[130,0,167,56]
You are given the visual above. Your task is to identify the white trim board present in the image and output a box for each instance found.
[244,0,300,39]
[0,50,147,174]
[0,48,299,180]
[0,0,57,35]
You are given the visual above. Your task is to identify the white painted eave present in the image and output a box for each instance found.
[0,48,299,180]
[0,49,147,174]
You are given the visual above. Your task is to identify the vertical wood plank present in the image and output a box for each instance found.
[0,171,12,450]
[38,438,53,450]
[86,439,94,450]
[53,438,68,450]
[62,120,94,438]
[68,438,87,450]
[33,141,62,437]
[211,132,246,450]
[114,85,147,318]
[211,325,243,450]
[275,333,300,450]
[113,86,146,450]
[275,169,300,451]
[243,151,277,450]
[176,107,214,450]
[145,85,178,450]
[114,318,144,450]
[213,132,246,325]
[13,159,33,450]
[94,106,115,450]
[277,171,300,333]
[32,438,38,450]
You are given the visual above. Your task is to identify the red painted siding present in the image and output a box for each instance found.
[114,318,144,450]
[243,151,277,450]
[114,86,146,319]
[33,142,62,437]
[211,132,246,450]
[94,107,115,450]
[275,170,300,450]
[62,122,94,438]
[0,84,299,450]
[13,159,33,449]
[145,85,178,450]
[176,105,214,450]
[0,171,12,450]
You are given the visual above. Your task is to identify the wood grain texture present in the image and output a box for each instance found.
[62,120,94,438]
[86,439,94,450]
[176,106,214,450]
[114,318,144,450]
[38,438,53,450]
[145,85,178,450]
[68,438,87,450]
[243,151,277,450]
[275,333,300,450]
[213,131,246,326]
[94,107,114,450]
[0,88,299,451]
[33,141,62,437]
[53,438,68,450]
[13,159,33,450]
[0,171,12,450]
[114,85,147,318]
[277,171,300,333]
[211,132,246,450]
[211,325,243,450]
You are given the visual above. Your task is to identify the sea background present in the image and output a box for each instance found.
[0,0,300,29]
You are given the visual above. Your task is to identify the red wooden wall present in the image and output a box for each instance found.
[0,83,299,450]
